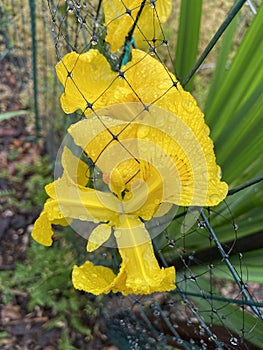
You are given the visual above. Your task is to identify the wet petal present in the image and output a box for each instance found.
[45,147,90,200]
[87,224,112,252]
[51,177,120,224]
[113,217,175,295]
[55,50,129,114]
[62,146,90,187]
[31,205,68,246]
[103,0,172,52]
[31,211,54,246]
[72,261,116,295]
[72,217,175,295]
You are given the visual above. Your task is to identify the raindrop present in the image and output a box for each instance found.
[209,193,220,203]
[190,274,196,281]
[208,334,217,341]
[199,327,205,336]
[149,0,156,8]
[233,223,238,231]
[209,264,214,269]
[67,5,74,13]
[182,100,195,113]
[153,309,160,317]
[198,221,206,229]
[119,319,125,326]
[137,125,150,138]
[230,337,238,346]
[91,35,98,45]
[157,332,164,341]
[168,239,175,248]
[149,47,155,56]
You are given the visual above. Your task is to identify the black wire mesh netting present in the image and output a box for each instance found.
[1,0,263,349]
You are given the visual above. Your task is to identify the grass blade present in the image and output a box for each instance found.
[0,110,27,122]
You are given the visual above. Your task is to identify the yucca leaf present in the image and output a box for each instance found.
[182,0,247,87]
[177,274,263,348]
[196,248,263,284]
[174,0,203,91]
[205,14,238,108]
[205,2,263,138]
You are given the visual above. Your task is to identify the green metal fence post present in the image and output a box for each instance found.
[29,0,40,139]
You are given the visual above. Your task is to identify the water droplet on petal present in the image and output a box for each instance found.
[182,99,195,113]
[209,194,220,203]
[138,125,150,138]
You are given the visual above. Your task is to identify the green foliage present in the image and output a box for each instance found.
[0,110,27,122]
[2,155,52,210]
[0,236,97,342]
[163,3,263,346]
[2,1,263,348]
[168,0,263,272]
[58,330,79,350]
[174,0,203,91]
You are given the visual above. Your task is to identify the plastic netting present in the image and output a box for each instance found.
[1,1,263,349]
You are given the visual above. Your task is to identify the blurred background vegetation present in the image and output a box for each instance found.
[0,0,263,349]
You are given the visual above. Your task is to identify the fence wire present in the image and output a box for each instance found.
[1,0,263,349]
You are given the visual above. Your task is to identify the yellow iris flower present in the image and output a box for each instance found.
[32,105,228,295]
[32,48,228,295]
[102,0,172,52]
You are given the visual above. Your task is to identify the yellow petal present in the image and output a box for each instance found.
[62,146,90,187]
[72,261,116,295]
[103,0,172,52]
[113,217,175,295]
[134,108,228,206]
[72,217,175,295]
[55,50,130,114]
[68,106,228,210]
[87,224,112,252]
[52,177,119,223]
[31,211,54,246]
[31,209,68,246]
